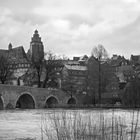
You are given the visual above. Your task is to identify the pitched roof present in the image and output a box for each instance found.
[10,46,27,57]
[109,56,128,67]
[86,55,98,65]
[0,46,29,64]
[45,60,64,67]
[65,64,87,71]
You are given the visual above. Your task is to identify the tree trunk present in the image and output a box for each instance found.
[37,72,41,88]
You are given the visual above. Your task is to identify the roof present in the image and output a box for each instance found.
[67,60,80,65]
[0,45,29,64]
[131,55,140,61]
[73,57,80,61]
[130,55,140,64]
[79,55,88,61]
[65,64,87,71]
[109,56,129,67]
[0,49,8,56]
[45,60,64,67]
[87,55,98,62]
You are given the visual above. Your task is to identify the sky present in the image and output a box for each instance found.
[0,0,140,59]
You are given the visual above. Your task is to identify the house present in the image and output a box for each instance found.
[0,30,44,86]
[0,43,30,85]
[109,54,131,89]
[110,54,129,67]
[61,58,87,94]
[130,55,140,65]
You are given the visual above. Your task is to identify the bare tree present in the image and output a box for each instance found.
[91,44,108,104]
[92,44,108,60]
[61,75,75,97]
[43,51,63,88]
[0,55,12,84]
[24,51,63,88]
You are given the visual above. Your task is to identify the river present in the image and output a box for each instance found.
[0,109,140,140]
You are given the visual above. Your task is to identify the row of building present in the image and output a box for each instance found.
[0,30,140,103]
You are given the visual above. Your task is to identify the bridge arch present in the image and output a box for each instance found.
[0,96,4,110]
[45,95,59,108]
[67,97,77,105]
[15,92,36,109]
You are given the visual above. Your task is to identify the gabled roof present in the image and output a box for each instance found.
[0,45,29,64]
[109,56,129,67]
[86,55,98,64]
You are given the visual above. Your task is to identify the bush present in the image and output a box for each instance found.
[122,80,140,107]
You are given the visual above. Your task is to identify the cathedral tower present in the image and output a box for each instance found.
[30,30,44,62]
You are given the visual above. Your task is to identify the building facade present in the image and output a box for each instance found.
[0,30,44,85]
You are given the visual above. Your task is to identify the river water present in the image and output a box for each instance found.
[0,109,140,140]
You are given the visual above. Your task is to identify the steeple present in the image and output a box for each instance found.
[35,29,38,34]
[31,29,42,43]
[8,43,12,50]
[30,30,44,62]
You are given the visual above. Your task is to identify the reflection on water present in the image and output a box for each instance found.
[0,109,139,140]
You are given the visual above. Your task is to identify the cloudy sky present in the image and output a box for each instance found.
[0,0,140,58]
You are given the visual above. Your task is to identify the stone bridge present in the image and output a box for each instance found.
[0,84,79,109]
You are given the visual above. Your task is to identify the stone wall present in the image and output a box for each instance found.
[0,84,80,109]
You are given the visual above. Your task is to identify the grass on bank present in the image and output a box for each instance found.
[41,109,140,140]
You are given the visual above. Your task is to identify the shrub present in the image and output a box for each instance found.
[41,110,140,140]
